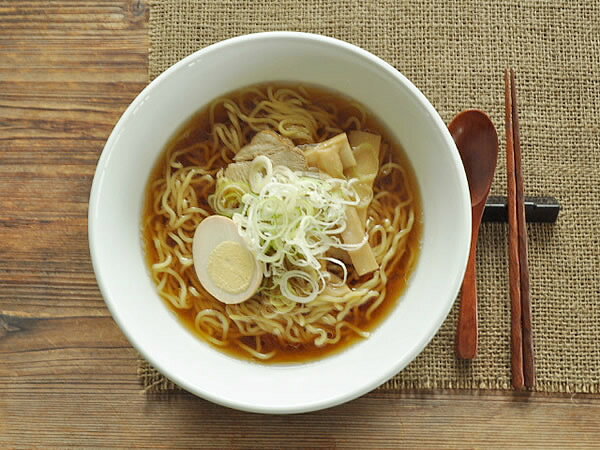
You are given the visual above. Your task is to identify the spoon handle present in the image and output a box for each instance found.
[456,201,485,359]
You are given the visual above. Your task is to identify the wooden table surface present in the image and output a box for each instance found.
[1,1,599,447]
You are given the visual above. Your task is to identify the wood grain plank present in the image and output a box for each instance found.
[0,0,147,326]
[0,315,128,354]
[0,81,146,138]
[1,389,600,448]
[0,1,147,34]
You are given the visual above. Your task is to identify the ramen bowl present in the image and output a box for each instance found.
[89,32,470,414]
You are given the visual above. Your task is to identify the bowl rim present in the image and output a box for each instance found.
[89,31,471,414]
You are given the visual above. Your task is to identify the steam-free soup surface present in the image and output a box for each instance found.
[143,83,422,363]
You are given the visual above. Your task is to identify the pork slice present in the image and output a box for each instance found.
[223,161,252,183]
[234,130,295,161]
[234,130,308,172]
[268,147,308,172]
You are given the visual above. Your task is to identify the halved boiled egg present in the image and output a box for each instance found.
[192,215,263,304]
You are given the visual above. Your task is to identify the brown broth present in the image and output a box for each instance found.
[143,83,422,364]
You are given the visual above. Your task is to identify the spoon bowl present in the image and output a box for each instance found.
[449,110,499,206]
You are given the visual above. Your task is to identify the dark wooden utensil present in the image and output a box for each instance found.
[505,68,536,389]
[449,110,499,359]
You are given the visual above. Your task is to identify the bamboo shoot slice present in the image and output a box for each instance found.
[341,206,378,276]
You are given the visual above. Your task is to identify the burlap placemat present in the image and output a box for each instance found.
[138,0,600,394]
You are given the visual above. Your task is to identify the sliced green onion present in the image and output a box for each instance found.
[213,160,361,303]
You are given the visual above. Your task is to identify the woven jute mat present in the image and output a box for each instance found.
[139,0,600,394]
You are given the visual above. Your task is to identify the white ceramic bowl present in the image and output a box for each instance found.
[89,32,470,414]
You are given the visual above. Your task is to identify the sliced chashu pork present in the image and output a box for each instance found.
[223,161,251,183]
[224,131,308,181]
[234,130,307,172]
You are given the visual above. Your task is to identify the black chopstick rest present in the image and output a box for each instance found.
[483,196,560,223]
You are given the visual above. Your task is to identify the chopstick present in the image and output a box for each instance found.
[504,68,536,390]
[504,70,523,389]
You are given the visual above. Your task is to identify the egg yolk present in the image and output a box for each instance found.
[207,241,255,294]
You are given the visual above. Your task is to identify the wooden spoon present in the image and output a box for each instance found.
[449,110,499,359]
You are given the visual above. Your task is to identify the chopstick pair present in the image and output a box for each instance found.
[504,69,535,389]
